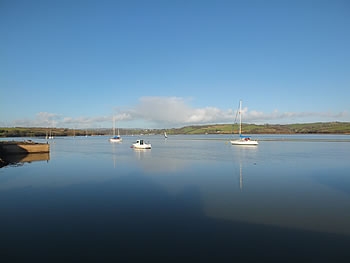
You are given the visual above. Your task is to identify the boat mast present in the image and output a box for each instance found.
[239,100,242,135]
[113,117,115,136]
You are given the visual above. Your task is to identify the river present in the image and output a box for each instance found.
[1,134,350,262]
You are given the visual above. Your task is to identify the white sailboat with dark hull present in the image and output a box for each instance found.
[230,100,258,146]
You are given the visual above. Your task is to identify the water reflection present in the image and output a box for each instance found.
[235,145,258,191]
[133,148,152,160]
[132,147,189,174]
[1,135,350,262]
[239,161,243,191]
[111,142,120,168]
[0,153,50,168]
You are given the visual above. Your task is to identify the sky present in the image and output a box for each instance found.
[1,0,349,129]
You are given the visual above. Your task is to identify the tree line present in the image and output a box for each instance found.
[1,122,349,138]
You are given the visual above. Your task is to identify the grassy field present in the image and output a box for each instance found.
[1,122,349,137]
[169,122,350,135]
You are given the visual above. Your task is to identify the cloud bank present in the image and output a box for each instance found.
[127,97,233,125]
[7,96,349,128]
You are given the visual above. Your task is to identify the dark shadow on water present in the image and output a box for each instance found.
[0,153,50,168]
[0,173,349,262]
[312,169,350,196]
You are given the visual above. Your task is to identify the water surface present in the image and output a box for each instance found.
[1,135,350,262]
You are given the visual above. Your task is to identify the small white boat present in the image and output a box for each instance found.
[164,131,168,139]
[109,135,122,143]
[109,117,122,143]
[132,139,151,149]
[230,100,258,146]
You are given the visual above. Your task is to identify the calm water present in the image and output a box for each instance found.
[1,135,350,262]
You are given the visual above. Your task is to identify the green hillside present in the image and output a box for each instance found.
[1,122,349,138]
[168,122,350,135]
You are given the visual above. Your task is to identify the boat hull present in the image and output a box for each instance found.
[132,144,151,149]
[109,138,122,143]
[230,139,258,145]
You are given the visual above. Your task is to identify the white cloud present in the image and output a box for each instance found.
[125,97,234,126]
[124,97,348,126]
[8,97,349,128]
[131,97,193,123]
[13,112,61,127]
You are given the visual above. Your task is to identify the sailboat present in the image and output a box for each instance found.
[230,100,258,145]
[109,117,122,143]
[48,129,54,139]
[164,131,168,139]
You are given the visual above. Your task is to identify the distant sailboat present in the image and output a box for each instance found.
[164,131,168,139]
[230,100,258,145]
[48,129,54,139]
[109,117,122,142]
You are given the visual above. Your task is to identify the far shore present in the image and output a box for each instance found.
[1,122,350,137]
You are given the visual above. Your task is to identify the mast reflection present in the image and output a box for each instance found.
[236,145,258,192]
[239,161,243,191]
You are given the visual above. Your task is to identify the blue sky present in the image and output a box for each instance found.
[1,0,349,129]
